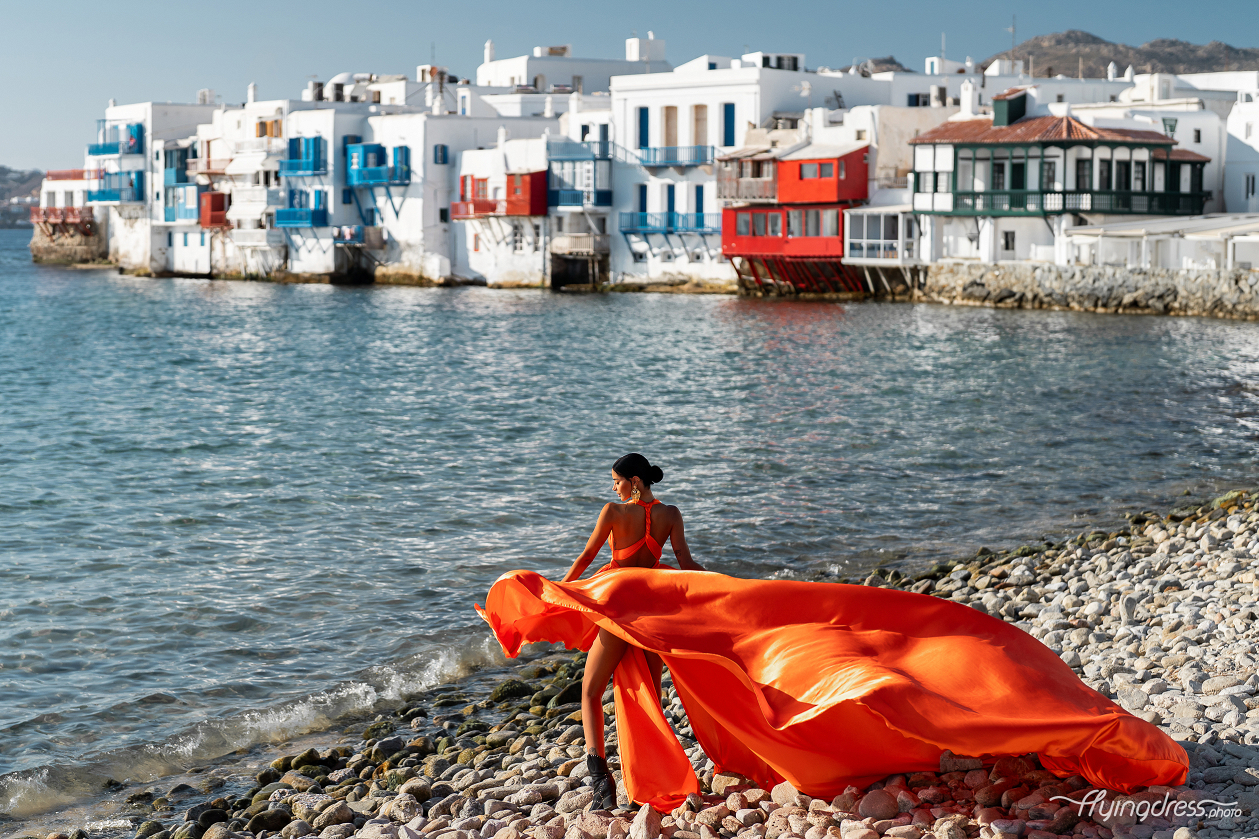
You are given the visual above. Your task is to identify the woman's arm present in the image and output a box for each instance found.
[668,509,705,572]
[560,503,616,582]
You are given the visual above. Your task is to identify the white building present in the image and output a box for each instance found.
[1225,89,1259,213]
[475,36,670,93]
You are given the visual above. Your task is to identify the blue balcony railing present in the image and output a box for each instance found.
[548,140,614,161]
[161,205,199,223]
[672,213,721,233]
[87,188,140,203]
[346,165,410,186]
[279,159,328,176]
[549,189,613,207]
[275,208,328,227]
[620,212,721,233]
[638,146,714,167]
[88,142,120,156]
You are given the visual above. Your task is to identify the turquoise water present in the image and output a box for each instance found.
[1,227,1257,817]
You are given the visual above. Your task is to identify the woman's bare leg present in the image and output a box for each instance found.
[582,628,628,757]
[644,652,663,703]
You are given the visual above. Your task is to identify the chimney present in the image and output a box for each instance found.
[543,95,554,117]
[1124,65,1135,81]
[108,98,117,108]
[497,126,508,148]
[1107,61,1117,81]
[247,82,257,103]
[484,39,495,64]
[959,79,979,118]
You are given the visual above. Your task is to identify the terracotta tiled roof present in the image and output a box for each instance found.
[1162,148,1211,162]
[909,115,1177,146]
[991,86,1035,101]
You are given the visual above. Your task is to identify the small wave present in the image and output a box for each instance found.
[0,632,508,820]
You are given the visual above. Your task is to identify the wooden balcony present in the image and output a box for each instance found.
[550,234,610,255]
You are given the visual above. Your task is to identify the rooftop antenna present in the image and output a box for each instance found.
[1006,15,1016,57]
[941,32,946,72]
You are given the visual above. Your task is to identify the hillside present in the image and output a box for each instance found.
[986,30,1259,78]
[0,166,42,203]
[835,56,915,75]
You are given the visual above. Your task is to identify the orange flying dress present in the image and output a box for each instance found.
[476,565,1187,811]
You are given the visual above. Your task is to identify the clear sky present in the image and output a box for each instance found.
[3,0,1255,171]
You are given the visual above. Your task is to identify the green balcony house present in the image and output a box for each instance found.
[909,84,1211,264]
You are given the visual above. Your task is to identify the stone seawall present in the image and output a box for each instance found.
[28,224,108,265]
[921,262,1259,321]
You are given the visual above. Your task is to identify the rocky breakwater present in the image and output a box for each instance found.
[38,489,1259,839]
[920,263,1259,321]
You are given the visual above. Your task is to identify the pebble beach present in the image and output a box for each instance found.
[20,487,1259,839]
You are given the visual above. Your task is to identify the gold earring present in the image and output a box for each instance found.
[631,485,641,502]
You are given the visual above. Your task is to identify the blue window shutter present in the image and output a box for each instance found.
[342,188,352,204]
[288,138,300,160]
[723,103,735,146]
[313,188,325,209]
[666,184,675,214]
[637,183,647,212]
[638,107,649,149]
[695,184,704,215]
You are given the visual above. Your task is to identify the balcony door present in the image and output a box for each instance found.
[692,105,708,147]
[663,106,678,148]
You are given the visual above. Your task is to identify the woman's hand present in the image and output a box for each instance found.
[669,512,705,572]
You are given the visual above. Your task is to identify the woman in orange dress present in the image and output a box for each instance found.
[476,454,1188,813]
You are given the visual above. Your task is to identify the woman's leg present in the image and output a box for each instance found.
[644,651,663,703]
[582,628,628,757]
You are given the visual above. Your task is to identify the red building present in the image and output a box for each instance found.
[719,142,869,294]
[451,171,548,218]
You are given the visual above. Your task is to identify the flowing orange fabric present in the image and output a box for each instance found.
[476,567,1187,812]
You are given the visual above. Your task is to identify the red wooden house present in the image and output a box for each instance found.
[720,142,868,294]
[451,171,548,218]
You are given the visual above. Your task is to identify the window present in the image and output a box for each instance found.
[572,75,583,93]
[439,208,449,223]
[1245,174,1256,199]
[433,144,449,164]
[512,226,523,252]
[736,212,750,236]
[1133,161,1147,191]
[200,232,205,246]
[694,184,704,216]
[183,233,188,246]
[800,163,818,179]
[167,232,172,247]
[1115,160,1131,191]
[992,162,1005,191]
[708,62,717,70]
[1056,94,1065,103]
[722,103,735,146]
[752,213,766,236]
[342,188,353,204]
[1193,128,1201,143]
[767,212,781,236]
[820,162,833,178]
[822,209,838,236]
[1042,161,1057,190]
[787,209,802,236]
[805,209,820,236]
[1001,231,1015,252]
[637,107,650,149]
[936,172,950,193]
[1075,160,1092,191]
[838,161,845,179]
[855,130,867,141]
[581,124,590,140]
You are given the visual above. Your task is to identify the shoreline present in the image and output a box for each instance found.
[11,488,1259,839]
[38,259,1259,323]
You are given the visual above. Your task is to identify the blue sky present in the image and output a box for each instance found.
[3,0,1255,170]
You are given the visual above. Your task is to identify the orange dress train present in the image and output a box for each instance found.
[476,565,1187,812]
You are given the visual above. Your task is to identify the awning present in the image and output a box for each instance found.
[225,152,282,174]
[844,203,913,214]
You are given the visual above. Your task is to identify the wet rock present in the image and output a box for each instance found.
[197,810,229,829]
[200,825,231,839]
[247,809,293,833]
[171,824,203,839]
[135,822,165,839]
[491,680,534,702]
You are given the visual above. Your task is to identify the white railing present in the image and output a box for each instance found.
[875,175,910,189]
[232,137,287,154]
[550,234,610,255]
[231,187,283,205]
[230,229,285,247]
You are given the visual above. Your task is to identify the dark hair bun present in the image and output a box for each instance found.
[613,453,663,487]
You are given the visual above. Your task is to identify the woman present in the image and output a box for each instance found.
[477,455,1187,813]
[555,453,704,808]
